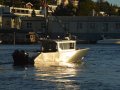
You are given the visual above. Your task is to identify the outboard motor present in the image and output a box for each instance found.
[12,50,29,66]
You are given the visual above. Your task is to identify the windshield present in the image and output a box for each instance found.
[59,43,75,50]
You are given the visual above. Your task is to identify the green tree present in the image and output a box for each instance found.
[77,0,95,16]
[95,1,119,16]
[53,3,76,16]
[0,0,4,5]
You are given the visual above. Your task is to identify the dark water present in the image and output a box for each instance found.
[0,44,120,90]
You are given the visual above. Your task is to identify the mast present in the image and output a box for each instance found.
[44,0,48,34]
[13,31,16,45]
[44,0,47,18]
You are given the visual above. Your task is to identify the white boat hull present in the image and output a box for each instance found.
[34,48,89,67]
[0,40,2,44]
[97,39,120,44]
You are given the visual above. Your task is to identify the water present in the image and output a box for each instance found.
[0,44,120,90]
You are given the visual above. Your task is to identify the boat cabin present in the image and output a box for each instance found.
[41,40,76,52]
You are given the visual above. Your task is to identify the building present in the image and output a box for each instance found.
[0,12,42,44]
[47,16,120,43]
[0,13,19,29]
[1,10,120,44]
[16,16,120,43]
[10,7,43,17]
[0,5,10,14]
[0,5,57,17]
[20,17,45,33]
[0,5,43,17]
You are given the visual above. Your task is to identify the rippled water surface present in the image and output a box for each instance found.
[0,44,120,90]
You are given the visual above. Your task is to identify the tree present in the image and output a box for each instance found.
[0,0,4,5]
[95,1,119,16]
[77,0,95,16]
[53,3,76,16]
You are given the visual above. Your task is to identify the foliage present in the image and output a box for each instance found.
[0,0,120,16]
[77,0,95,16]
[53,3,76,16]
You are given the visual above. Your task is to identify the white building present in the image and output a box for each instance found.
[0,5,58,17]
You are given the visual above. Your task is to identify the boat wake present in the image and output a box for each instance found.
[0,62,12,65]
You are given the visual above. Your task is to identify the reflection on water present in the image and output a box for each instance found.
[34,66,81,90]
[1,64,82,90]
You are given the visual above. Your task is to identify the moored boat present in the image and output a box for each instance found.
[0,40,2,44]
[97,39,120,44]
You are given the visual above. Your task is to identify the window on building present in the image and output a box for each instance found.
[25,10,29,14]
[17,10,20,13]
[89,23,95,29]
[11,9,15,13]
[41,22,46,28]
[77,22,83,29]
[21,10,25,13]
[27,22,32,28]
[63,23,69,32]
[115,23,120,29]
[6,20,10,26]
[102,23,108,32]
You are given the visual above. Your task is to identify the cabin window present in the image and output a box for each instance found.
[59,43,74,50]
[42,41,57,52]
[70,43,74,49]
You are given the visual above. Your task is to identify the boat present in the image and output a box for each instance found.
[34,39,89,67]
[12,39,89,67]
[97,39,120,44]
[12,0,89,67]
[97,35,120,44]
[0,40,2,44]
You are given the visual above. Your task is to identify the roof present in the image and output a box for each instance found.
[55,40,76,43]
[40,39,76,44]
[26,2,33,6]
